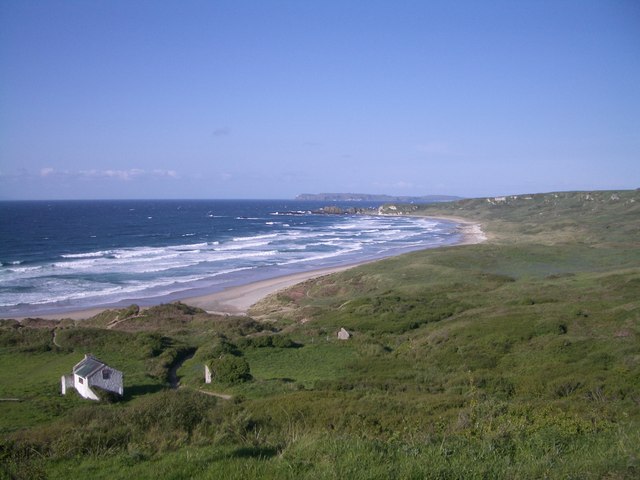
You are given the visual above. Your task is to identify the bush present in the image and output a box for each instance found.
[0,327,52,352]
[197,337,241,361]
[0,439,48,480]
[127,389,218,434]
[136,332,165,358]
[239,335,301,349]
[93,387,123,403]
[208,355,252,385]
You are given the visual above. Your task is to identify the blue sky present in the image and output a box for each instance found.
[1,0,638,200]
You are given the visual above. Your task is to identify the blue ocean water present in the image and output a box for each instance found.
[0,200,460,317]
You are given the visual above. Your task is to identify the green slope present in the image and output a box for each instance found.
[2,190,639,479]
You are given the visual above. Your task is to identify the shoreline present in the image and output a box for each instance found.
[182,261,371,316]
[429,216,488,245]
[8,217,486,321]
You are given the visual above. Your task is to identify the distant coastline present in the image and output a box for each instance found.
[295,193,462,203]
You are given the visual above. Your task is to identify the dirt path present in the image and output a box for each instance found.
[168,350,195,388]
[196,389,233,400]
[51,328,61,348]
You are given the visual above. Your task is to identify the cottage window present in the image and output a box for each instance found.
[78,377,84,384]
[102,369,111,380]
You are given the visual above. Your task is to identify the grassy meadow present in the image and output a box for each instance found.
[1,190,639,479]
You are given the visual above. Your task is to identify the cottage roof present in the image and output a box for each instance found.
[73,355,106,378]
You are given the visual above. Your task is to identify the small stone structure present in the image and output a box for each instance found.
[61,354,123,400]
[337,328,351,340]
[204,364,212,384]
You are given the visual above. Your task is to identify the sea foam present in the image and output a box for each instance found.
[0,200,460,315]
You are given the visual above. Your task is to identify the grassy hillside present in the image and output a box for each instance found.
[1,190,638,479]
[421,189,640,245]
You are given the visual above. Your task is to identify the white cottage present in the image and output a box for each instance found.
[61,354,124,400]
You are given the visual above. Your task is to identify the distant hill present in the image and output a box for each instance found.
[414,189,640,245]
[295,193,462,203]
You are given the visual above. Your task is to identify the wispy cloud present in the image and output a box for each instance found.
[79,168,145,181]
[212,127,231,137]
[26,168,180,181]
[153,169,178,178]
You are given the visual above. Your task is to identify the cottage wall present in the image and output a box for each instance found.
[61,374,74,395]
[88,367,124,396]
[74,373,99,400]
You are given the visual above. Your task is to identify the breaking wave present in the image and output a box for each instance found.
[0,201,460,315]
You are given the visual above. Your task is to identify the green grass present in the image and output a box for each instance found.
[244,342,359,386]
[41,425,639,480]
[0,352,87,433]
[2,189,639,479]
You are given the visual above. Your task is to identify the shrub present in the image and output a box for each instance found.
[0,327,51,353]
[239,335,301,349]
[127,389,218,434]
[208,355,252,385]
[120,304,140,318]
[93,387,123,403]
[197,337,241,361]
[0,439,48,480]
[136,332,165,358]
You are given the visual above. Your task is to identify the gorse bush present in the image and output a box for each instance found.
[55,327,129,351]
[0,439,48,480]
[93,387,123,403]
[208,355,252,385]
[197,336,241,361]
[238,334,301,349]
[0,326,52,353]
[135,332,166,358]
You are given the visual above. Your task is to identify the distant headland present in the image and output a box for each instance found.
[295,193,462,203]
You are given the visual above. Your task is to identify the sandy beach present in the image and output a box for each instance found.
[12,217,486,321]
[182,262,370,316]
[428,216,488,245]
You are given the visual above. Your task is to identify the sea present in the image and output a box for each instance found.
[0,200,461,317]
